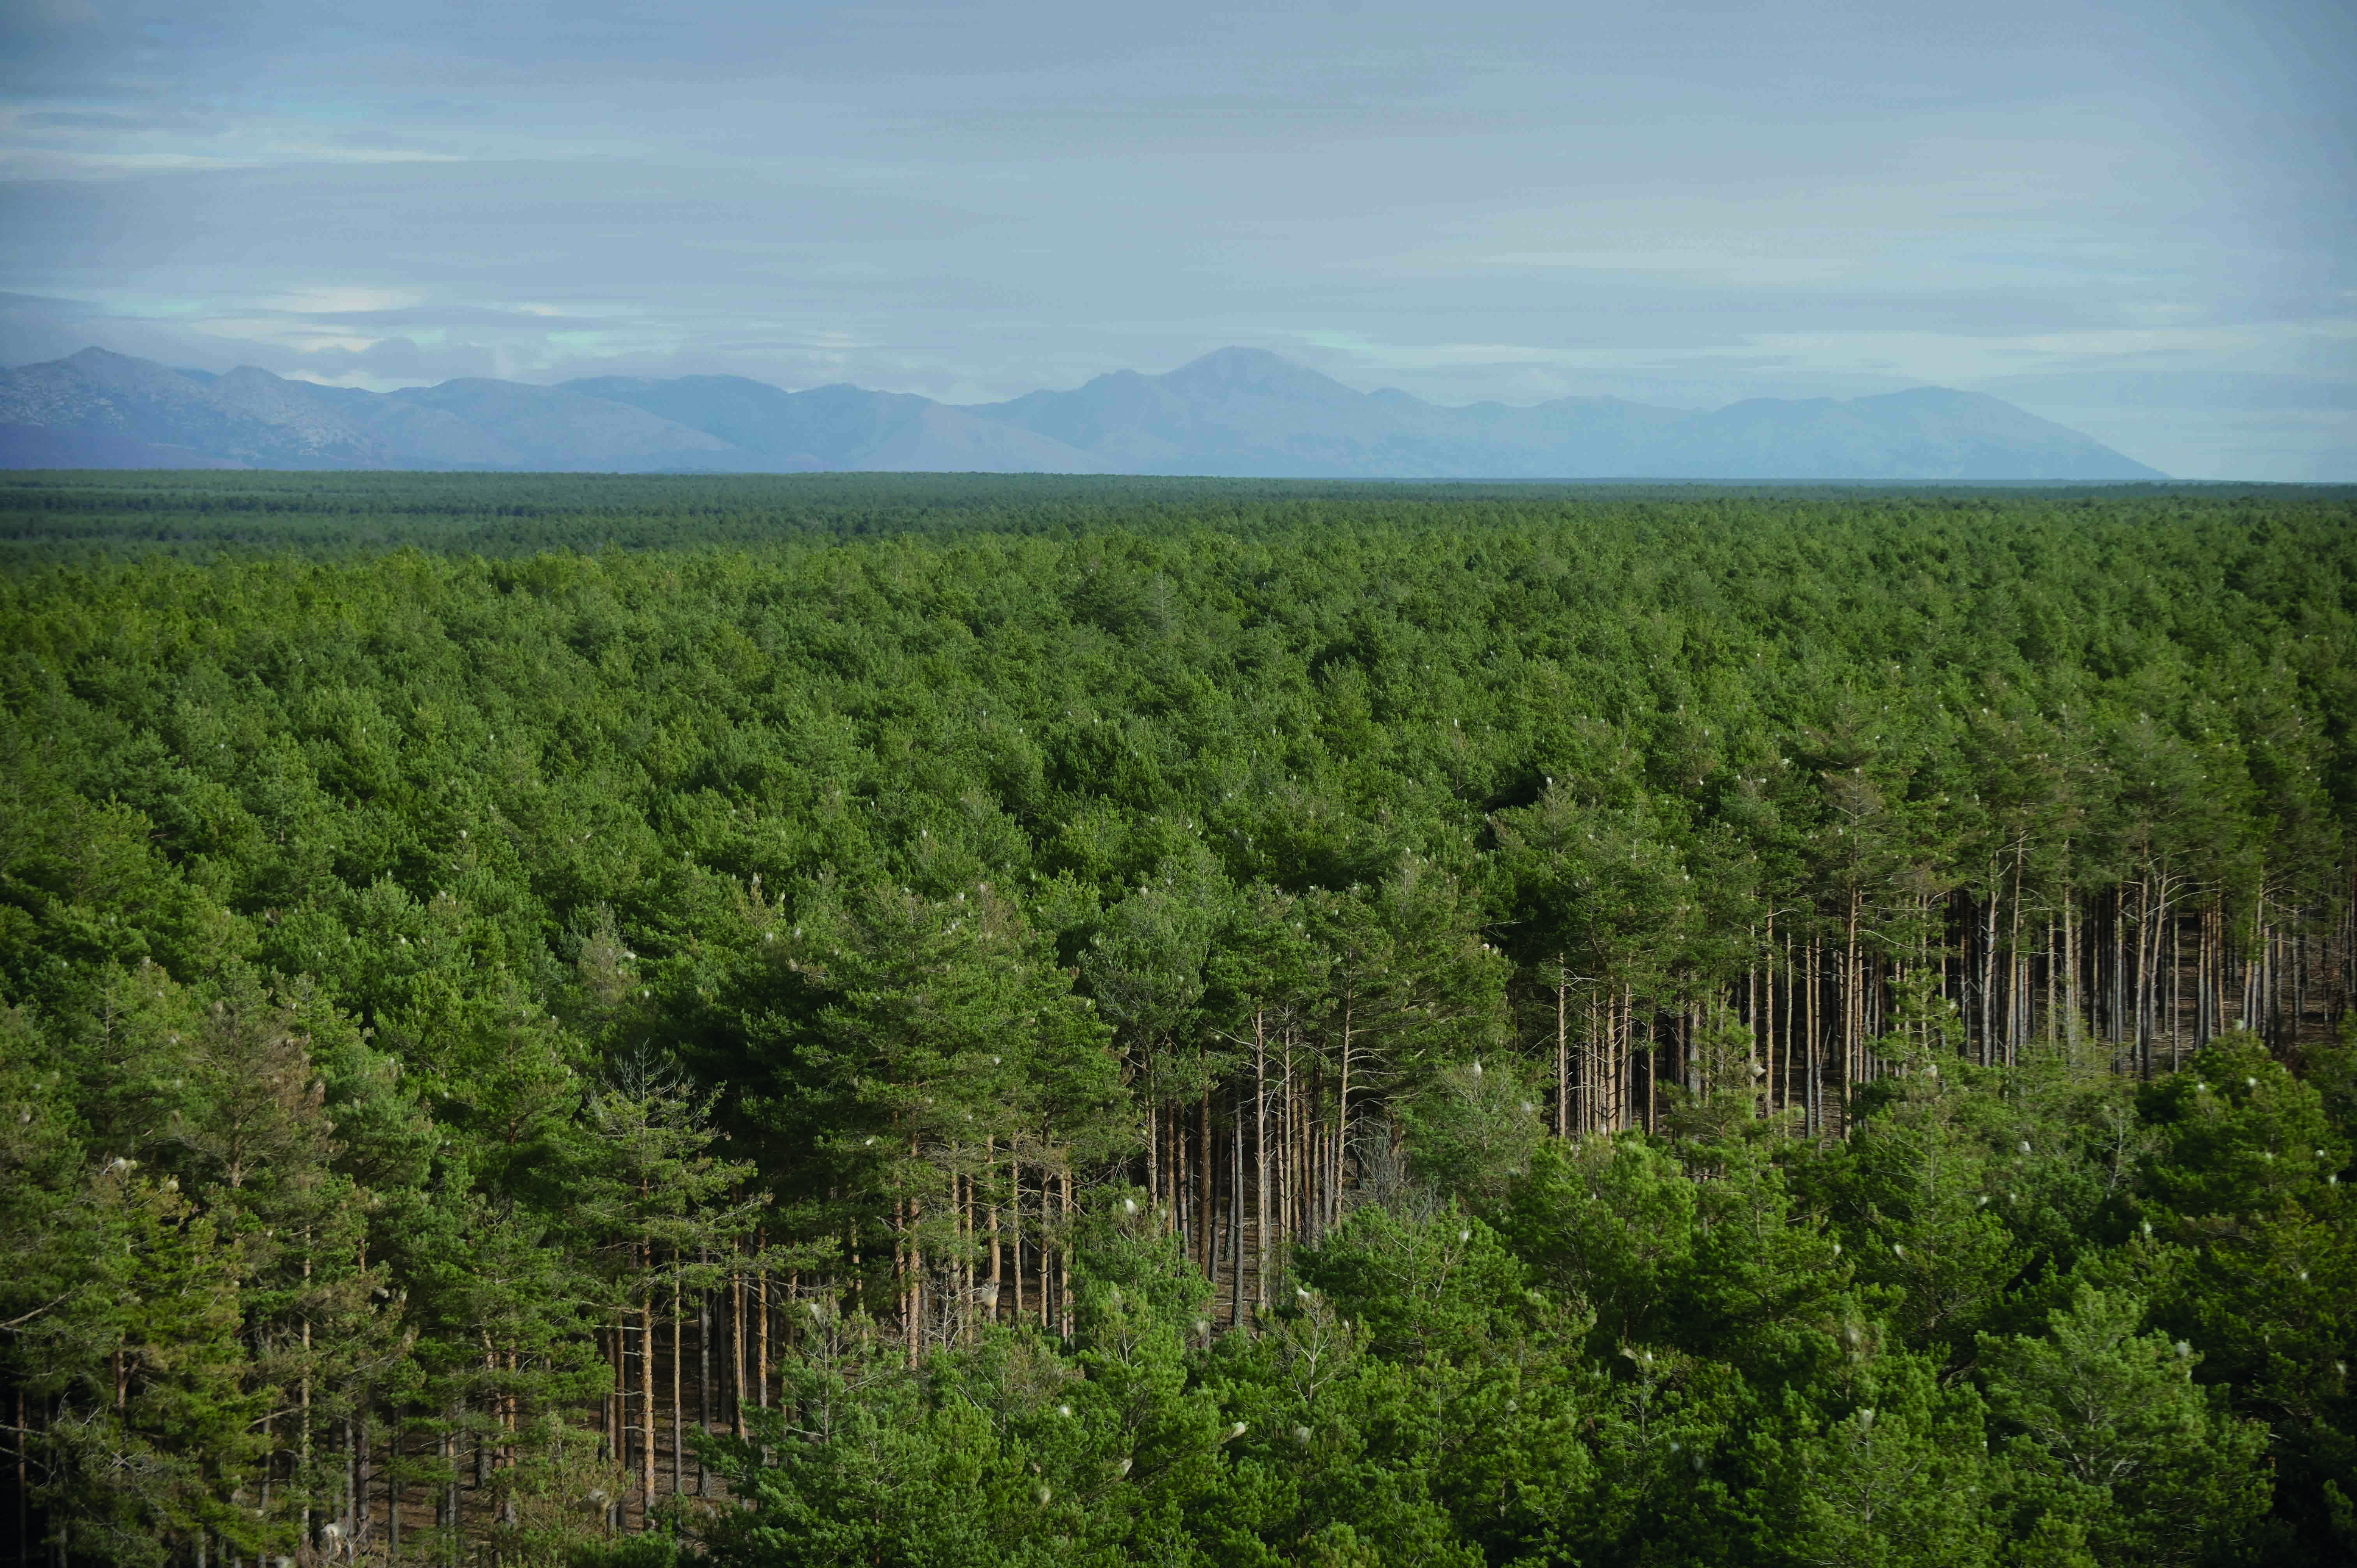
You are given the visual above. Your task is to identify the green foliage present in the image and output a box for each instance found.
[1981,1284,2270,1566]
[2,481,2354,1563]
[1777,1354,1999,1568]
[2139,1039,2346,1218]
[1396,1056,1544,1202]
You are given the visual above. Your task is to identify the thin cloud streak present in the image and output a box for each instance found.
[2,0,2351,477]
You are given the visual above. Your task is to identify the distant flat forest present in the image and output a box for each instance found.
[4,474,2357,1568]
[0,468,2323,563]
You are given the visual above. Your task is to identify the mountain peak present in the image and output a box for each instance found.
[1168,345,1298,374]
[1158,346,1355,397]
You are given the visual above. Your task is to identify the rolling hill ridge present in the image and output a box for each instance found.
[0,345,2165,479]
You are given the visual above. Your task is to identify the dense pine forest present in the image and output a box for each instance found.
[4,476,2355,1568]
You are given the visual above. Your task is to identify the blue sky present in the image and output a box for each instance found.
[2,0,2351,477]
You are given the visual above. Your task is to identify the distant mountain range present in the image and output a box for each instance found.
[0,345,2165,480]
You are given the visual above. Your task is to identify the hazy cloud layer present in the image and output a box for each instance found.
[4,0,2351,477]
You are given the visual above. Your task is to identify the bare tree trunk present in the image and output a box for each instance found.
[1335,1005,1352,1234]
[355,1384,371,1538]
[1230,1094,1246,1328]
[908,1214,924,1371]
[697,1252,711,1497]
[2046,914,2058,1045]
[387,1405,400,1555]
[1255,1010,1270,1310]
[444,1409,458,1547]
[1680,1000,1693,1097]
[988,1139,1003,1324]
[1595,994,1604,1135]
[2200,901,2214,1047]
[1748,934,1762,1120]
[1644,1005,1656,1133]
[671,1269,683,1509]
[1840,906,1853,1098]
[640,1287,655,1526]
[2117,884,2128,1047]
[901,1145,920,1368]
[2009,844,2027,1067]
[1200,1091,1214,1276]
[2246,905,2260,1030]
[1279,1031,1294,1264]
[2062,872,2079,1047]
[1557,960,1571,1136]
[1613,987,1623,1132]
[1595,992,1608,1133]
[1980,881,1998,1068]
[2146,872,2164,1077]
[1806,936,1820,1139]
[2170,902,2182,1069]
[731,1266,746,1440]
[613,1317,627,1473]
[1176,1102,1189,1245]
[299,1255,312,1552]
[1058,1164,1074,1337]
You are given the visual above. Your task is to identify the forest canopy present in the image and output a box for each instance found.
[2,477,2354,1567]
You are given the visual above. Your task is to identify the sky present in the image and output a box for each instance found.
[2,0,2352,479]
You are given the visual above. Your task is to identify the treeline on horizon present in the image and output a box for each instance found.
[3,486,2356,1568]
[0,469,2332,564]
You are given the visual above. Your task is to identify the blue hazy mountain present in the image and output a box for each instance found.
[969,349,2159,479]
[562,374,1103,472]
[0,345,2165,479]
